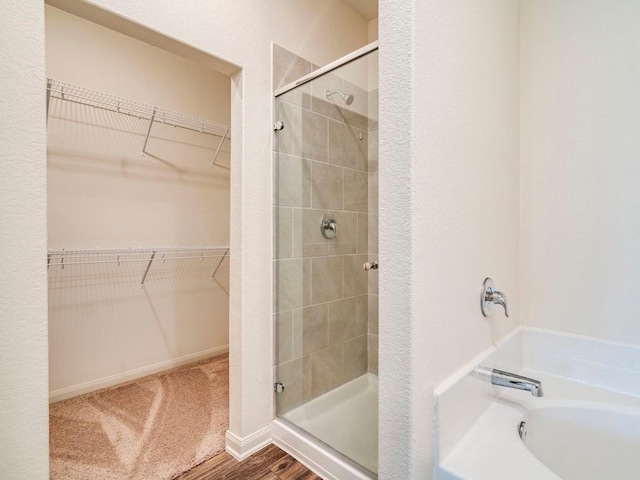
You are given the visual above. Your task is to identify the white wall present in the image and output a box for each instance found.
[2,0,368,474]
[0,2,49,479]
[46,6,231,249]
[379,1,521,478]
[520,0,640,345]
[46,6,232,400]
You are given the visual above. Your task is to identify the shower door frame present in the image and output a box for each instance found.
[274,41,379,98]
[273,40,379,480]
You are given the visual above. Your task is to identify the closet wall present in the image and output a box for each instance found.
[46,5,231,401]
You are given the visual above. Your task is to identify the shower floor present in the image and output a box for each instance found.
[282,373,378,474]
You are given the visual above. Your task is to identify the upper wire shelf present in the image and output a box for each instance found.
[46,79,231,140]
[47,246,230,287]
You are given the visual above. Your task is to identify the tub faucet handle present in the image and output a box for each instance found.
[481,278,509,318]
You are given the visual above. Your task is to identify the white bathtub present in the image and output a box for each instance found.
[522,404,640,480]
[438,371,640,480]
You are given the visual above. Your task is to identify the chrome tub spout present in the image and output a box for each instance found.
[491,369,544,397]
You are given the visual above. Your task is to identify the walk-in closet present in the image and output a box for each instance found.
[45,6,231,478]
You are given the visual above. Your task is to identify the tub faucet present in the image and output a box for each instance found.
[490,369,544,397]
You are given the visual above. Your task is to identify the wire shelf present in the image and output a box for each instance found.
[47,247,230,287]
[47,78,231,140]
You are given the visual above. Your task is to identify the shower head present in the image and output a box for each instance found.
[325,89,354,106]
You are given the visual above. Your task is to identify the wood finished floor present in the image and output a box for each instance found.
[176,444,322,480]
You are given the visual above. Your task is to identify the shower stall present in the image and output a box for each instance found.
[272,42,379,479]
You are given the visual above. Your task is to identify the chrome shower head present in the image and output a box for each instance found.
[325,89,354,106]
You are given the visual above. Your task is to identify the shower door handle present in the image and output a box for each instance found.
[363,261,378,271]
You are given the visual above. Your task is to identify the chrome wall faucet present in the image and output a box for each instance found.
[481,277,509,318]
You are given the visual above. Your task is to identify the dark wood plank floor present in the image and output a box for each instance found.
[176,444,322,480]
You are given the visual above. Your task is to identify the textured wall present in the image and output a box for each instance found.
[379,1,521,478]
[520,0,640,345]
[0,1,49,478]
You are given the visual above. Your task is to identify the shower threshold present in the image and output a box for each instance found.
[281,373,378,475]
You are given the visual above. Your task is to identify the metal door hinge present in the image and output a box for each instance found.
[273,121,285,131]
[274,382,285,393]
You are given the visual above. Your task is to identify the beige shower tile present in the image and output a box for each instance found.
[301,109,328,162]
[368,294,379,335]
[328,120,360,170]
[275,311,293,365]
[311,256,343,304]
[343,254,368,297]
[357,213,368,254]
[301,209,327,251]
[276,101,301,157]
[368,213,378,254]
[276,259,306,312]
[276,207,293,259]
[276,356,311,414]
[344,335,368,382]
[296,304,328,356]
[328,211,356,255]
[327,297,357,345]
[356,294,368,336]
[280,83,312,110]
[341,108,369,131]
[303,258,311,306]
[368,334,378,374]
[368,89,379,129]
[273,44,313,91]
[344,169,368,212]
[302,244,329,257]
[368,129,378,172]
[291,208,303,258]
[293,209,329,258]
[277,154,310,207]
[311,162,343,210]
[356,127,369,172]
[310,344,343,398]
[311,95,344,122]
[368,170,378,213]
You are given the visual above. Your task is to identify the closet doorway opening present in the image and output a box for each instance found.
[45,5,235,479]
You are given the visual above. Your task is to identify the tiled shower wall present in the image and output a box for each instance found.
[273,45,377,413]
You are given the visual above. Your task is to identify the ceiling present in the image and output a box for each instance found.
[341,0,378,21]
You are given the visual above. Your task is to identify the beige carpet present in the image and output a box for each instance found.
[50,354,229,480]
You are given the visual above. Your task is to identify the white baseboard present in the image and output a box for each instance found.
[225,426,272,460]
[49,345,229,403]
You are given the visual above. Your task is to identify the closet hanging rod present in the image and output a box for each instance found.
[46,78,231,140]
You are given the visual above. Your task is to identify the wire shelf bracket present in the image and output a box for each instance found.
[211,126,230,170]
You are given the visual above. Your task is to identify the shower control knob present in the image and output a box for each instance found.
[363,261,378,271]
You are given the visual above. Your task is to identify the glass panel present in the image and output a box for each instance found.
[274,49,379,474]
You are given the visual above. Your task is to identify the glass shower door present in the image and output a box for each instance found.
[274,49,379,474]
